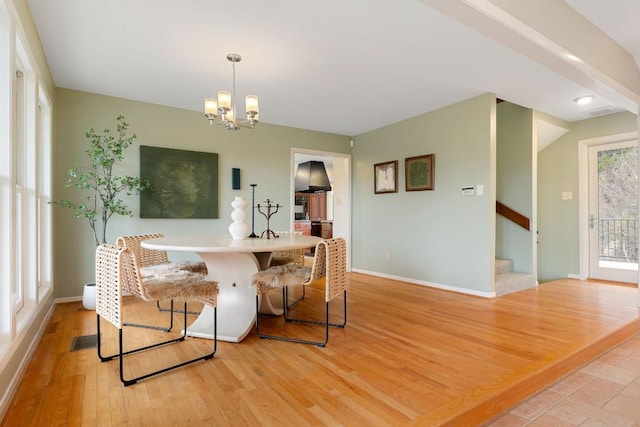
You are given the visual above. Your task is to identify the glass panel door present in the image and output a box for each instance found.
[588,140,638,282]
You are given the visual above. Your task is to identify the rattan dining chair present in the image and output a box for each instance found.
[251,237,348,347]
[269,247,305,266]
[95,243,218,386]
[268,231,306,309]
[116,233,207,330]
[269,232,305,267]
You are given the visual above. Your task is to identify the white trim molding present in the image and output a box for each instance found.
[351,269,497,298]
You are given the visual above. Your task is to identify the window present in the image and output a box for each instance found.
[0,0,12,350]
[0,2,53,356]
[13,65,25,315]
[37,90,53,301]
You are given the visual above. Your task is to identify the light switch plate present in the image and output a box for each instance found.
[462,187,474,196]
[562,191,572,200]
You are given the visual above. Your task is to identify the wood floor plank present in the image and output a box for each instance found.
[2,275,638,426]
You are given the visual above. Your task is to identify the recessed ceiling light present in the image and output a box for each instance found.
[575,95,595,105]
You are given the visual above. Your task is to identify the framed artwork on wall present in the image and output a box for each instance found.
[405,154,434,191]
[140,145,219,218]
[374,160,398,194]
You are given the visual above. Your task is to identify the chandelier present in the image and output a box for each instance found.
[204,53,259,130]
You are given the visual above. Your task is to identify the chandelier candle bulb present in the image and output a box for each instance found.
[218,91,231,111]
[204,98,218,122]
[246,95,259,115]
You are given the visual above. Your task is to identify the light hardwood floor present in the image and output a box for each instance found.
[2,274,639,426]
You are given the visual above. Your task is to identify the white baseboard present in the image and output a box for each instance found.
[568,273,581,280]
[351,269,497,298]
[54,296,82,304]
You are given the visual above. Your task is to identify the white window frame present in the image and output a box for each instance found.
[13,64,25,316]
[0,2,15,353]
[36,87,53,301]
[0,0,54,360]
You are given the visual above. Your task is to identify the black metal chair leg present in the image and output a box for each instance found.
[157,300,201,315]
[285,285,306,310]
[284,289,347,328]
[255,289,347,347]
[97,302,217,386]
[123,299,175,332]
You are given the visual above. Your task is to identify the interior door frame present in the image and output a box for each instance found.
[290,147,352,271]
[578,131,638,281]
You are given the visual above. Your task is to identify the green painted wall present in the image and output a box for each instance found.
[41,74,640,300]
[53,88,350,298]
[496,102,534,273]
[537,111,638,282]
[352,93,496,295]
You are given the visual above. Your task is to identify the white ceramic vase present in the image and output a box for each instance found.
[82,283,96,310]
[229,196,250,240]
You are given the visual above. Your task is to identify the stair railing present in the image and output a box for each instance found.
[496,201,530,231]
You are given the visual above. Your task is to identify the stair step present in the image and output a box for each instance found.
[495,259,513,274]
[495,272,537,296]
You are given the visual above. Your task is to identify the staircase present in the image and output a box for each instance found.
[495,259,537,296]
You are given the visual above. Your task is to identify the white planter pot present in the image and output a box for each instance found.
[82,283,96,310]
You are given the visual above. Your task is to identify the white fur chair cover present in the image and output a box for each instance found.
[142,270,219,302]
[140,261,208,278]
[251,264,311,295]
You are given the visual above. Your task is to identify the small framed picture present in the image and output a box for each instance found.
[374,160,398,194]
[405,154,434,191]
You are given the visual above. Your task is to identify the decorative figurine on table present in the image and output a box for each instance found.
[248,184,258,238]
[256,198,281,239]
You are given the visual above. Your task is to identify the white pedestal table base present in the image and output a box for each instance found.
[185,251,283,342]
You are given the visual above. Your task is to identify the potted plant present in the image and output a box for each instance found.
[53,115,150,308]
[55,115,150,245]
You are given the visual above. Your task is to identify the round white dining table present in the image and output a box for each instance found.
[141,234,321,342]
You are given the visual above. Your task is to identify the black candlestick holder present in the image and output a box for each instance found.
[256,198,281,239]
[248,184,258,238]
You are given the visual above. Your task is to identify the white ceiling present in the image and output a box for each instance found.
[26,0,640,137]
[565,0,640,69]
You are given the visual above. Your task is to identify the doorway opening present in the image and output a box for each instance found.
[291,148,351,271]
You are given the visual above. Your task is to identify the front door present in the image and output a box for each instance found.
[588,140,638,282]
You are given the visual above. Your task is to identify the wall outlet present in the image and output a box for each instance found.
[384,251,391,261]
[561,191,573,200]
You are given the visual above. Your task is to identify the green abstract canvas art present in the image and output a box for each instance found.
[140,145,219,218]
